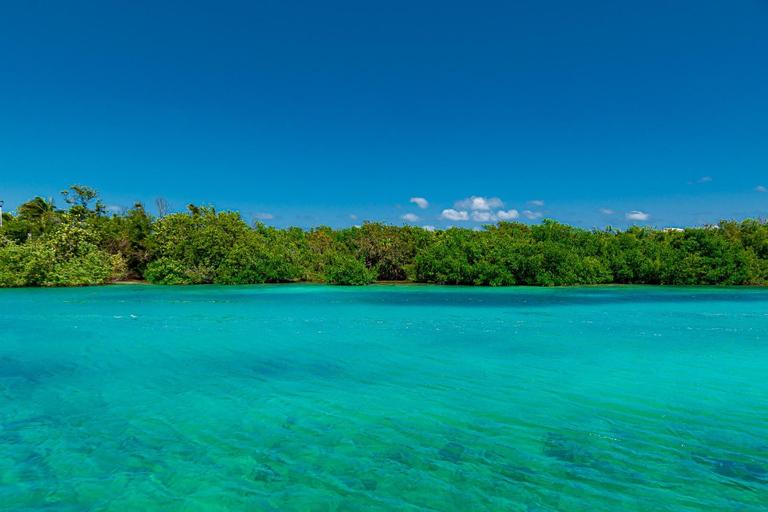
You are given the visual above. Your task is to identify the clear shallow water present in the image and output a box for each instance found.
[1,285,767,511]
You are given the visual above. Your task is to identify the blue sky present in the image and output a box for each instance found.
[1,1,766,229]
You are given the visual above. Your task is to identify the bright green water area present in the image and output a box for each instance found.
[1,285,766,511]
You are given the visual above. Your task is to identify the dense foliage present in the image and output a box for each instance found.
[2,185,768,287]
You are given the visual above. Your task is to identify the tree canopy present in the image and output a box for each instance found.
[2,185,768,287]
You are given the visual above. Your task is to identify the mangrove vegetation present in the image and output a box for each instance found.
[2,185,768,287]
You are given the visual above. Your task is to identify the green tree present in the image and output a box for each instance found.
[60,184,106,219]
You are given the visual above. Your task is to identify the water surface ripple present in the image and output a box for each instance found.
[0,285,766,510]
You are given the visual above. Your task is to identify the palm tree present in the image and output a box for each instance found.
[18,196,56,219]
[17,196,59,234]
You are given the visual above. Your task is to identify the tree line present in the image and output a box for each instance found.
[2,185,768,287]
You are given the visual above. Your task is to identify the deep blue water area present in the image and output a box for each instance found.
[1,285,766,510]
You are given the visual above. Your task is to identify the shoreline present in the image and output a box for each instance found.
[103,280,767,289]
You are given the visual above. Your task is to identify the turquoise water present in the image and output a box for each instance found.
[1,285,766,511]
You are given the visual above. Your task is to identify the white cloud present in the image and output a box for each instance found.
[400,213,420,222]
[440,209,470,221]
[626,211,649,221]
[527,200,545,206]
[755,185,767,192]
[471,211,495,222]
[496,209,520,220]
[599,208,615,215]
[439,208,521,222]
[454,196,504,211]
[106,205,123,214]
[697,176,713,183]
[348,214,359,220]
[422,225,436,232]
[254,212,274,220]
[523,210,542,220]
[409,197,429,209]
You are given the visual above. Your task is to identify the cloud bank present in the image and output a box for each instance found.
[522,210,542,220]
[470,211,494,222]
[440,209,470,221]
[440,196,546,223]
[454,196,504,211]
[626,211,649,221]
[496,209,520,220]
